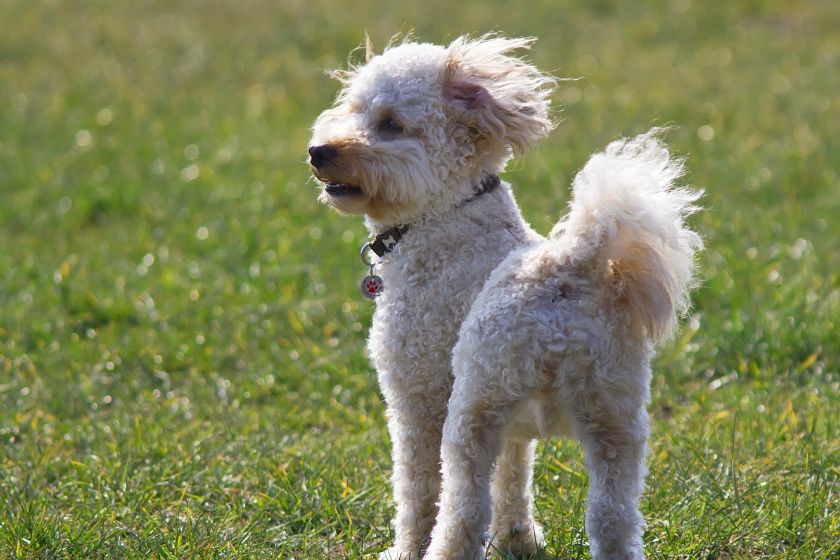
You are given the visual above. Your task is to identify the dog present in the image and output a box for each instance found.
[308,34,702,560]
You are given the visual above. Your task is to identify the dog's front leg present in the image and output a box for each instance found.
[380,400,447,560]
[424,384,514,560]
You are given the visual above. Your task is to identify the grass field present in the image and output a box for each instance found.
[1,0,838,558]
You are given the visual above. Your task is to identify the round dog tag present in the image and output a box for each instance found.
[360,274,384,299]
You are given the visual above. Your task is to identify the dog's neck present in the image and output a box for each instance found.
[364,174,501,237]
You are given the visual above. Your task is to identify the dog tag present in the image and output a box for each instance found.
[360,273,384,299]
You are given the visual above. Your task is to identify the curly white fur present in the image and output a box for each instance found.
[309,35,702,560]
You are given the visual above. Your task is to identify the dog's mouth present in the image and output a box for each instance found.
[324,182,363,197]
[311,167,364,198]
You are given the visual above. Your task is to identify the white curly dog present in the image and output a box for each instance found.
[308,34,702,560]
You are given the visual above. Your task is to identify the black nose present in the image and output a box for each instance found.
[308,144,338,169]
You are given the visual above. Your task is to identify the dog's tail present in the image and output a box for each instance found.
[550,129,703,343]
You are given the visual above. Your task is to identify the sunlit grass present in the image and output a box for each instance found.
[0,0,837,558]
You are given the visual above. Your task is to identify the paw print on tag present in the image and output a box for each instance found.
[360,274,384,299]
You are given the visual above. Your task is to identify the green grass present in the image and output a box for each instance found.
[0,0,838,558]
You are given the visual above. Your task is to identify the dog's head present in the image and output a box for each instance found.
[308,35,555,225]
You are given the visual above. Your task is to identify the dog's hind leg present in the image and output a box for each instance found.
[488,438,545,557]
[576,403,649,560]
[424,381,519,560]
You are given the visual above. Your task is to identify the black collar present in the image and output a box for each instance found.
[366,174,501,258]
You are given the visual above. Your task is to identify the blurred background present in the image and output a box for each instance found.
[0,0,837,558]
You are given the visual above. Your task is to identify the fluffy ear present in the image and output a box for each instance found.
[444,35,556,154]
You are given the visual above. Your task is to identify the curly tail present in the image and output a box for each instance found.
[551,130,703,343]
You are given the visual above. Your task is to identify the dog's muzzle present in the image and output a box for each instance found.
[308,144,363,197]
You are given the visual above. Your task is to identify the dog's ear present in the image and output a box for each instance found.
[444,35,556,155]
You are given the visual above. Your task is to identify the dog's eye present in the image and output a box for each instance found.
[378,117,404,134]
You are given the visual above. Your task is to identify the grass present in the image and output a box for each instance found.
[0,0,838,558]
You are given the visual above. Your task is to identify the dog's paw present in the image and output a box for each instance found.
[489,522,545,557]
[378,546,419,560]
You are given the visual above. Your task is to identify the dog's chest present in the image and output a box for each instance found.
[373,247,491,352]
[367,228,524,383]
